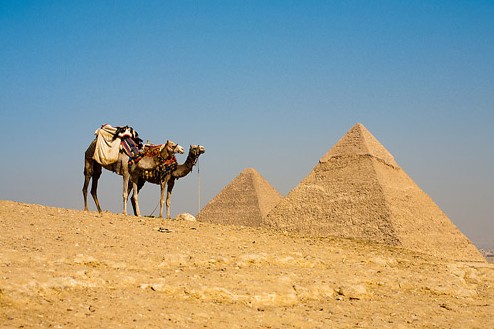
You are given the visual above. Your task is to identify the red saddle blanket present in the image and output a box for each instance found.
[140,144,178,171]
[142,144,163,157]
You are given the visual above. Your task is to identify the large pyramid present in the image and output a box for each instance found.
[197,168,282,227]
[264,123,484,261]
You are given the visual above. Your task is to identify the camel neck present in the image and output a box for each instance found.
[173,153,198,178]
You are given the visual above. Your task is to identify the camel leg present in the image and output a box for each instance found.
[166,178,175,220]
[83,175,90,212]
[159,183,165,218]
[130,178,145,216]
[91,177,103,213]
[124,163,141,217]
[122,172,130,216]
[159,176,170,218]
[88,162,102,213]
[131,179,141,217]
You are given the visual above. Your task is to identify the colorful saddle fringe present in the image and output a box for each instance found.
[121,138,143,165]
[121,141,178,181]
[139,155,178,184]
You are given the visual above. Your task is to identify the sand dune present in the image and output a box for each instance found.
[1,200,493,328]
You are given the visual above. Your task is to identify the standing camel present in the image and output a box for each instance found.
[130,145,206,219]
[83,138,184,216]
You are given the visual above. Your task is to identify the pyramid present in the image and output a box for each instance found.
[264,123,484,261]
[197,168,282,227]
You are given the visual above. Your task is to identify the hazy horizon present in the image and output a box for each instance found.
[1,1,493,248]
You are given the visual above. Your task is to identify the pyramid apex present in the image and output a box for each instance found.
[319,123,399,168]
[241,168,258,174]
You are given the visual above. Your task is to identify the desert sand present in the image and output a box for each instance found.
[1,200,493,328]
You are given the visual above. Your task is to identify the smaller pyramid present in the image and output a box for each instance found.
[197,168,282,227]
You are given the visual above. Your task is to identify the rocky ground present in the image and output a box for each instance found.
[1,200,493,328]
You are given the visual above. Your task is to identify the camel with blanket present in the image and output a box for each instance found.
[83,124,184,216]
[129,144,206,219]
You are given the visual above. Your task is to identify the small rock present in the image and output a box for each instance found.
[439,303,453,311]
[175,213,197,221]
[337,284,367,300]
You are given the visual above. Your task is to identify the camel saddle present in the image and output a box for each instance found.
[93,124,142,166]
[139,144,178,183]
[141,144,164,158]
[142,144,178,173]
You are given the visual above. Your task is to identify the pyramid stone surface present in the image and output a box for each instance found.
[197,168,282,227]
[264,123,484,261]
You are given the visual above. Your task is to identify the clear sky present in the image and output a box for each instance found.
[1,1,493,247]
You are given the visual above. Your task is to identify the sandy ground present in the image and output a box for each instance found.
[1,200,493,328]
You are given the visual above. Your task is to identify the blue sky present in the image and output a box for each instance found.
[1,1,493,247]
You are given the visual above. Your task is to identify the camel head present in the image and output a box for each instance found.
[190,145,206,156]
[164,140,185,154]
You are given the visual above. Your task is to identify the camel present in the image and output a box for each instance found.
[83,138,184,216]
[130,145,206,219]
